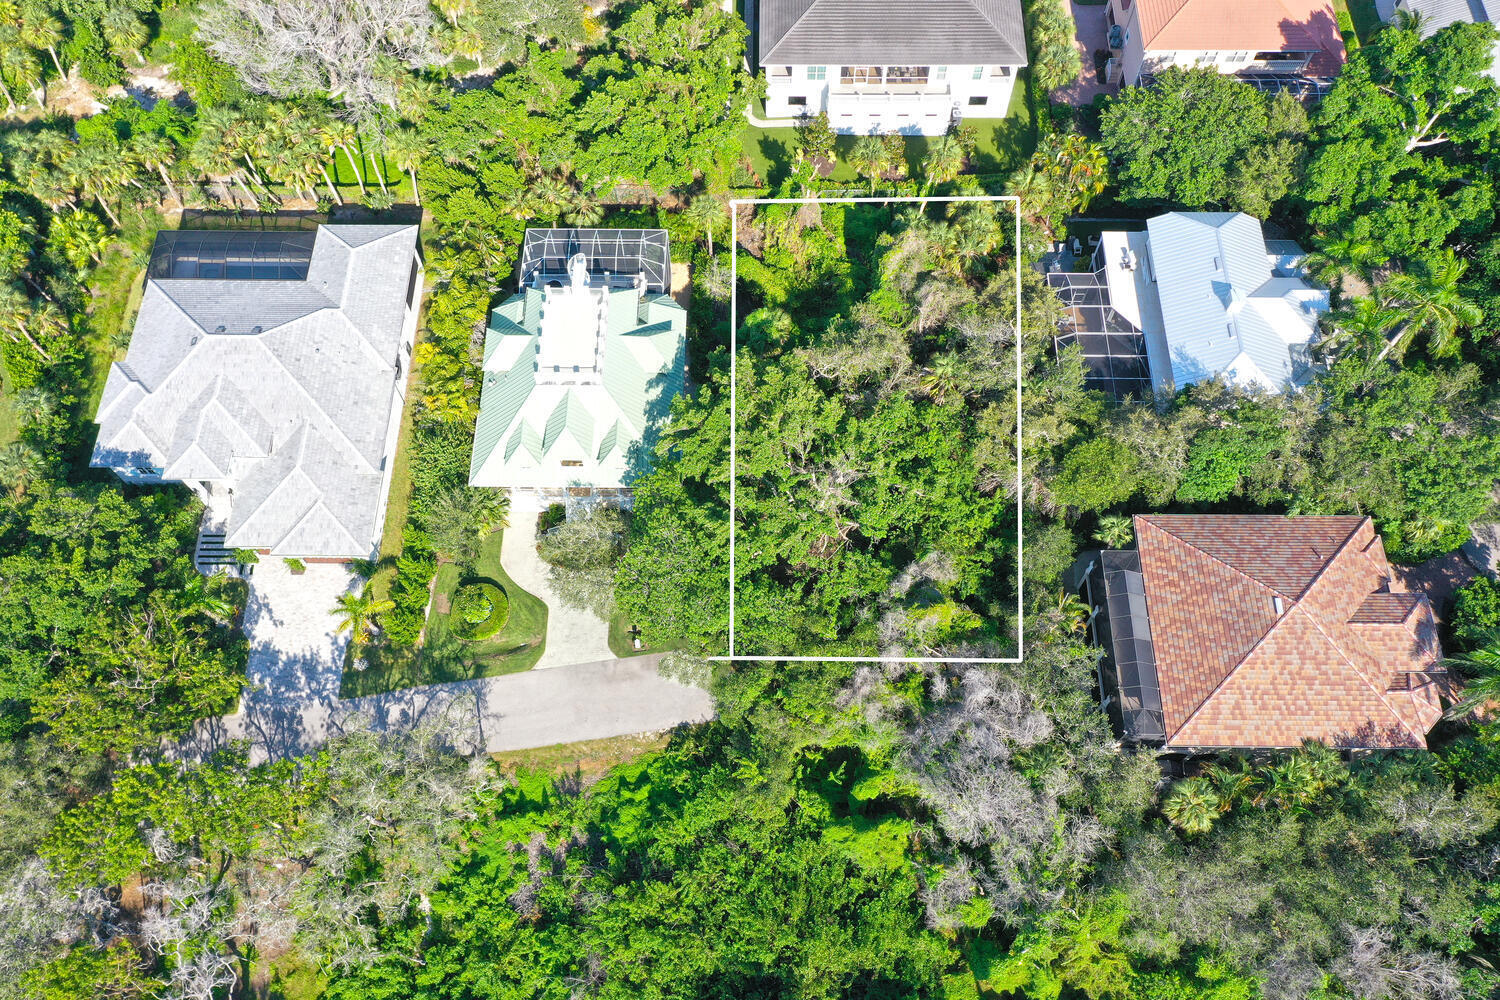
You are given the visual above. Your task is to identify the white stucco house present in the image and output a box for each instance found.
[1103,0,1346,86]
[754,0,1028,135]
[1049,212,1328,398]
[92,224,423,563]
[468,229,686,511]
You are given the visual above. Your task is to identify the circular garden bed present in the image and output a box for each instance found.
[452,580,510,640]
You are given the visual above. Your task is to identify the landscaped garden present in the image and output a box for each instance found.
[340,528,546,699]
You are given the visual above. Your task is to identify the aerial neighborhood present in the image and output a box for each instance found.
[2,0,1500,997]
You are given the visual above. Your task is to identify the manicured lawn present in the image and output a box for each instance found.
[340,528,548,698]
[1337,0,1385,44]
[738,68,1037,190]
[607,610,684,658]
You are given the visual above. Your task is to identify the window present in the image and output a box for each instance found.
[884,65,929,84]
[934,65,947,80]
[1255,51,1304,61]
[788,95,807,106]
[133,466,163,476]
[990,65,1011,77]
[561,459,583,467]
[807,65,826,80]
[971,65,984,80]
[405,258,420,307]
[840,65,882,85]
[967,95,988,106]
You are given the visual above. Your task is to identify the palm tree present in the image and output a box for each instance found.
[849,134,890,192]
[1053,588,1091,634]
[1304,231,1384,290]
[67,143,129,227]
[193,107,260,204]
[1162,777,1220,836]
[1321,294,1398,360]
[682,195,728,256]
[332,588,396,646]
[10,387,54,426]
[178,571,238,625]
[99,7,148,65]
[53,209,112,273]
[362,130,391,194]
[385,127,427,206]
[0,442,43,496]
[0,33,42,113]
[0,285,55,360]
[917,351,966,401]
[318,118,366,197]
[1443,632,1500,720]
[17,8,64,78]
[1380,251,1482,361]
[1199,760,1255,814]
[1092,514,1134,548]
[128,132,181,205]
[920,135,965,191]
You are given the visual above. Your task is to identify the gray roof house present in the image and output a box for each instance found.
[92,225,423,561]
[1050,212,1328,398]
[754,0,1029,135]
[1394,0,1500,78]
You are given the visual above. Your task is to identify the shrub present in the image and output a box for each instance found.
[538,503,567,536]
[284,558,305,574]
[1451,577,1500,651]
[232,548,260,565]
[452,581,508,640]
[382,606,426,645]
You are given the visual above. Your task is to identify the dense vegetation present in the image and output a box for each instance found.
[0,4,1499,1000]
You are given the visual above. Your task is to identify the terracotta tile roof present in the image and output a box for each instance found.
[1133,0,1347,75]
[1134,515,1444,749]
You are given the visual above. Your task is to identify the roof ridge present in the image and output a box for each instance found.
[1137,515,1292,597]
[249,339,378,474]
[1146,0,1196,44]
[1292,599,1429,746]
[1286,515,1368,600]
[1169,598,1296,744]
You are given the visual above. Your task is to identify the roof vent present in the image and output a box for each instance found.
[214,325,226,334]
[250,325,262,335]
[1272,595,1285,615]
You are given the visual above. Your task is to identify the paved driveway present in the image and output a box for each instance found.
[500,527,615,669]
[177,559,712,763]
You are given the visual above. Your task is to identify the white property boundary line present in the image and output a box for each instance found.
[715,195,1024,665]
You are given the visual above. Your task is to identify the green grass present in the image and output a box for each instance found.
[340,529,548,698]
[325,141,415,203]
[608,611,684,658]
[738,69,1037,189]
[1337,0,1384,44]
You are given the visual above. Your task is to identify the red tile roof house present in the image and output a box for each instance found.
[1069,516,1447,750]
[1102,0,1347,87]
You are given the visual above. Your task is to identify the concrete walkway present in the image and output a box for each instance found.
[500,529,614,668]
[177,559,714,764]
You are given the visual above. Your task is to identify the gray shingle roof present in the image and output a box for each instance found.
[1399,0,1498,36]
[92,225,420,558]
[758,0,1028,66]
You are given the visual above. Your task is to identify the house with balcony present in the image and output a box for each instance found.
[468,228,686,511]
[1103,0,1346,87]
[1047,211,1328,398]
[91,225,423,566]
[1068,515,1447,750]
[754,0,1028,135]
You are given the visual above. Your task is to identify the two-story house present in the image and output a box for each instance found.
[755,0,1029,136]
[1104,0,1346,86]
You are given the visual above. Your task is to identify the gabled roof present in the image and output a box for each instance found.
[758,0,1027,66]
[1134,515,1444,749]
[1129,0,1347,73]
[1145,212,1328,392]
[92,224,420,558]
[1399,0,1500,35]
[469,233,686,490]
